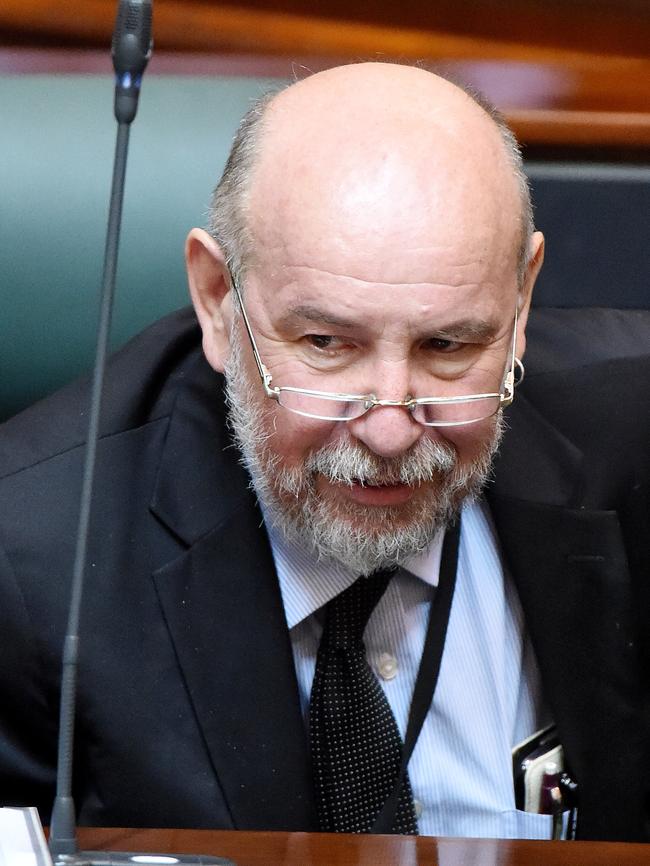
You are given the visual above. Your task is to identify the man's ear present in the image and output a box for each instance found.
[515,230,545,360]
[185,228,234,373]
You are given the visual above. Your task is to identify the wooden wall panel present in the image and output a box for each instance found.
[2,0,650,58]
[1,0,649,148]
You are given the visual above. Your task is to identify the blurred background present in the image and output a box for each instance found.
[1,0,649,419]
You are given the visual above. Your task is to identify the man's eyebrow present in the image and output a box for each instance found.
[277,307,503,341]
[428,318,503,341]
[277,305,360,329]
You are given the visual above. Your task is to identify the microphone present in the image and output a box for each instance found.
[45,2,233,863]
[112,0,153,124]
[47,3,152,859]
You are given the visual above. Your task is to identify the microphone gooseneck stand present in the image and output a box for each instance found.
[47,2,233,864]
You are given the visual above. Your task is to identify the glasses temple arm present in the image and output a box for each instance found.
[230,275,273,386]
[502,305,519,400]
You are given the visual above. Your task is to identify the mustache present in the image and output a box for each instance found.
[303,436,457,487]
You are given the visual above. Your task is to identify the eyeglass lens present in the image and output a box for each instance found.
[276,390,501,425]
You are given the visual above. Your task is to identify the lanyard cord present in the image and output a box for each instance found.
[372,518,461,833]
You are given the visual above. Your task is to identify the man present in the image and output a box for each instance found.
[0,63,648,841]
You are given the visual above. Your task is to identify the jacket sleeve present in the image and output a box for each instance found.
[0,542,58,821]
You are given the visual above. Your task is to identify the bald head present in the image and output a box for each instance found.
[263,63,516,182]
[209,63,533,293]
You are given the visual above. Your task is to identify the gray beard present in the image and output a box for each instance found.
[223,334,504,575]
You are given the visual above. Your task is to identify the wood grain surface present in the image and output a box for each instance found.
[2,0,650,146]
[76,827,650,866]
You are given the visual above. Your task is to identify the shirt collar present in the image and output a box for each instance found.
[264,512,445,630]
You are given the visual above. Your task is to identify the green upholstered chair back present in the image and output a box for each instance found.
[0,74,285,420]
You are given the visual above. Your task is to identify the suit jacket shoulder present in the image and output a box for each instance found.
[0,307,316,831]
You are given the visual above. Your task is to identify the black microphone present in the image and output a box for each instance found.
[45,1,233,863]
[112,0,153,124]
[48,4,153,860]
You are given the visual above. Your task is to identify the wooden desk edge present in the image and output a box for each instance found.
[74,826,649,865]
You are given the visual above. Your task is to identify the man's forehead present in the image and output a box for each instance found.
[244,255,517,336]
[246,199,520,305]
[249,128,518,279]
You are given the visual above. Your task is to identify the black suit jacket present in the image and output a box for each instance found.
[0,307,648,840]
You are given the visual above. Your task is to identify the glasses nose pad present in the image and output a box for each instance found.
[363,396,377,412]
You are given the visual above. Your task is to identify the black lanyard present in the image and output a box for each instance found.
[371,518,461,833]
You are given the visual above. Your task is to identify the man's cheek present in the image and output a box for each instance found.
[266,415,340,463]
[440,419,496,459]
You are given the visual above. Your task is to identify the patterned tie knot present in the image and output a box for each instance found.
[324,570,394,650]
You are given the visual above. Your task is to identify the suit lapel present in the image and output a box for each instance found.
[489,393,644,839]
[149,358,317,830]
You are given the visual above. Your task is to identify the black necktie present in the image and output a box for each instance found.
[309,570,418,834]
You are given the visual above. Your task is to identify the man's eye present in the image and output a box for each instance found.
[421,337,462,353]
[305,334,338,350]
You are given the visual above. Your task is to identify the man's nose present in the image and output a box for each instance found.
[347,402,424,459]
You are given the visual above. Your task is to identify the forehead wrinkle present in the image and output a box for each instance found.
[277,261,501,291]
[252,268,507,302]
